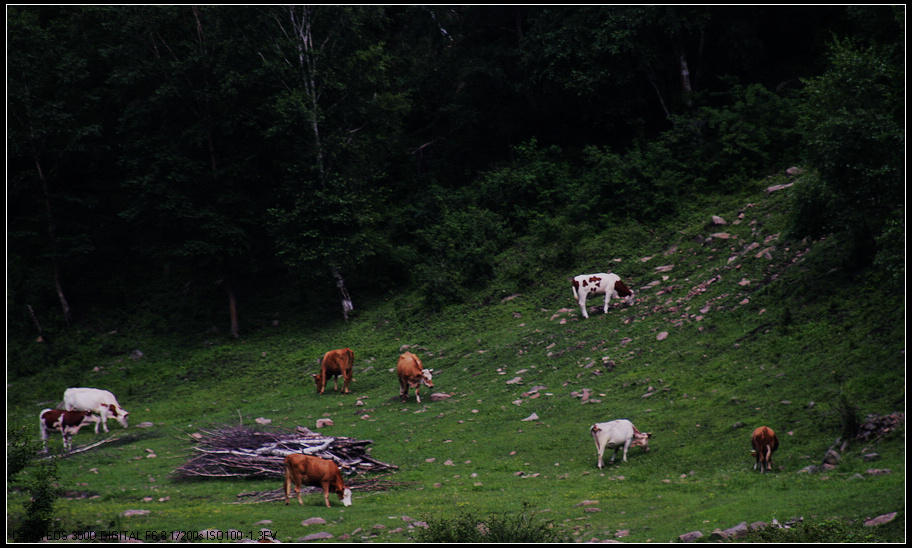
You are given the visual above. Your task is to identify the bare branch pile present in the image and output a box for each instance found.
[175,425,397,479]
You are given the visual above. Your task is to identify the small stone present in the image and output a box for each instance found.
[864,512,897,527]
[300,532,333,541]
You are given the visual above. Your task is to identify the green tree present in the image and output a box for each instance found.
[101,6,275,336]
[7,7,103,327]
[261,6,410,320]
[792,31,904,273]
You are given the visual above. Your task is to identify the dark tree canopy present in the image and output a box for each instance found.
[6,5,904,352]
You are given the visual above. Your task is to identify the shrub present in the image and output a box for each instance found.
[7,425,39,483]
[16,459,59,542]
[414,504,559,543]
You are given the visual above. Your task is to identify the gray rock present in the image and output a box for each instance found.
[678,531,703,543]
[300,531,333,541]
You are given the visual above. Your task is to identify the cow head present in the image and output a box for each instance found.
[421,368,434,388]
[110,404,130,429]
[631,431,652,451]
[623,290,635,306]
[312,373,325,392]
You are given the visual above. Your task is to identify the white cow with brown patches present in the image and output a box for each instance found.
[590,419,652,468]
[571,272,634,319]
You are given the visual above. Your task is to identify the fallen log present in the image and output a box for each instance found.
[174,424,396,480]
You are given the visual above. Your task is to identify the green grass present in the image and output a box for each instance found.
[7,184,904,543]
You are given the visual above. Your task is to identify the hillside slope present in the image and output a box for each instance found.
[7,180,904,542]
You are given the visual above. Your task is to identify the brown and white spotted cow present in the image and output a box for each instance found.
[750,426,779,473]
[39,408,100,453]
[313,348,355,395]
[396,351,433,403]
[571,272,634,319]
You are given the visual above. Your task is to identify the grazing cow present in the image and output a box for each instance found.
[751,426,779,473]
[62,387,130,434]
[313,348,355,395]
[571,272,634,319]
[590,419,652,468]
[396,352,433,403]
[39,408,99,453]
[283,453,353,508]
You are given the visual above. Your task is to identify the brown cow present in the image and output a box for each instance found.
[283,453,353,507]
[313,348,354,394]
[750,426,779,473]
[39,408,99,453]
[396,351,433,403]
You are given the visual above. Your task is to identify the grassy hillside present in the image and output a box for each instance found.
[7,180,905,543]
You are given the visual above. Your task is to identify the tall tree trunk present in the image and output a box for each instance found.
[217,279,240,338]
[33,147,72,326]
[332,266,354,321]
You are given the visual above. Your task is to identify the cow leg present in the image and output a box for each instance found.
[415,386,421,403]
[621,439,632,462]
[609,446,620,465]
[283,474,291,505]
[322,483,332,508]
[595,445,605,469]
[578,294,589,319]
[603,292,611,314]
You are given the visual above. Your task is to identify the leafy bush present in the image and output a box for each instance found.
[16,459,59,542]
[414,504,559,543]
[791,36,904,271]
[7,425,39,483]
[740,518,890,543]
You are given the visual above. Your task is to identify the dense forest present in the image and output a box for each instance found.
[7,6,904,376]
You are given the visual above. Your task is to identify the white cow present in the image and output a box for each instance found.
[63,387,130,433]
[590,419,652,468]
[571,273,634,319]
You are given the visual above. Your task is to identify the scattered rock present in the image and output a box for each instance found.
[300,532,333,541]
[766,182,794,193]
[136,422,155,428]
[574,500,599,507]
[315,418,333,428]
[679,531,703,543]
[506,377,523,385]
[711,215,727,225]
[121,509,150,517]
[429,393,451,402]
[722,522,749,539]
[521,413,539,422]
[255,417,272,425]
[302,517,327,526]
[864,512,897,527]
[866,468,892,476]
[822,449,841,465]
[656,332,668,341]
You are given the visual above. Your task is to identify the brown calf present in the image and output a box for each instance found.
[751,426,779,473]
[313,348,354,395]
[396,351,433,403]
[283,453,353,507]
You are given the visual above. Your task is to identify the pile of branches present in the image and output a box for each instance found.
[175,425,397,480]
